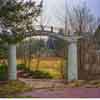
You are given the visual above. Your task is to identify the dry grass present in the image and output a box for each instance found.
[66,80,100,88]
[17,57,66,79]
[0,80,32,98]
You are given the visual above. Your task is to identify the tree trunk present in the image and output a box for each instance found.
[8,44,17,80]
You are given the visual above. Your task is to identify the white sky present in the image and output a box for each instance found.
[24,0,100,28]
[35,0,100,28]
[24,0,100,40]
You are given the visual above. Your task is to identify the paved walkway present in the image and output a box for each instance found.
[21,88,100,98]
[19,78,100,98]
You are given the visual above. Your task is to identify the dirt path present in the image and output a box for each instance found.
[19,78,100,98]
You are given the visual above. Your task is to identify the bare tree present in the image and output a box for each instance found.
[69,2,96,33]
[54,1,99,80]
[55,1,98,34]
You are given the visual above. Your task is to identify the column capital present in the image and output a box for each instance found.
[65,35,82,43]
[67,36,81,44]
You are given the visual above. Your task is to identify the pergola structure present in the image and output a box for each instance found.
[25,25,100,80]
[0,25,95,81]
[22,25,83,81]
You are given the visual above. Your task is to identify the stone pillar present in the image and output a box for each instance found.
[8,44,17,80]
[68,39,78,81]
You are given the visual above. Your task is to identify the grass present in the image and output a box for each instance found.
[0,80,32,98]
[17,57,66,79]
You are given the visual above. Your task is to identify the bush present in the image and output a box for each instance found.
[17,64,26,70]
[30,70,53,79]
[17,64,53,79]
[0,64,8,81]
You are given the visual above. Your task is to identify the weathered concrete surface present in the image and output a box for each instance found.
[19,78,100,98]
[20,88,100,98]
[68,40,78,81]
[8,44,17,80]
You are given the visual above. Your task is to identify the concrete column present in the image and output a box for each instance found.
[8,44,17,80]
[68,39,78,81]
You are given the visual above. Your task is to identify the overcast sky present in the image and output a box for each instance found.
[35,0,100,27]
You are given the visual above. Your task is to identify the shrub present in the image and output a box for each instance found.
[17,64,53,79]
[17,64,26,70]
[31,70,53,79]
[0,64,8,81]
